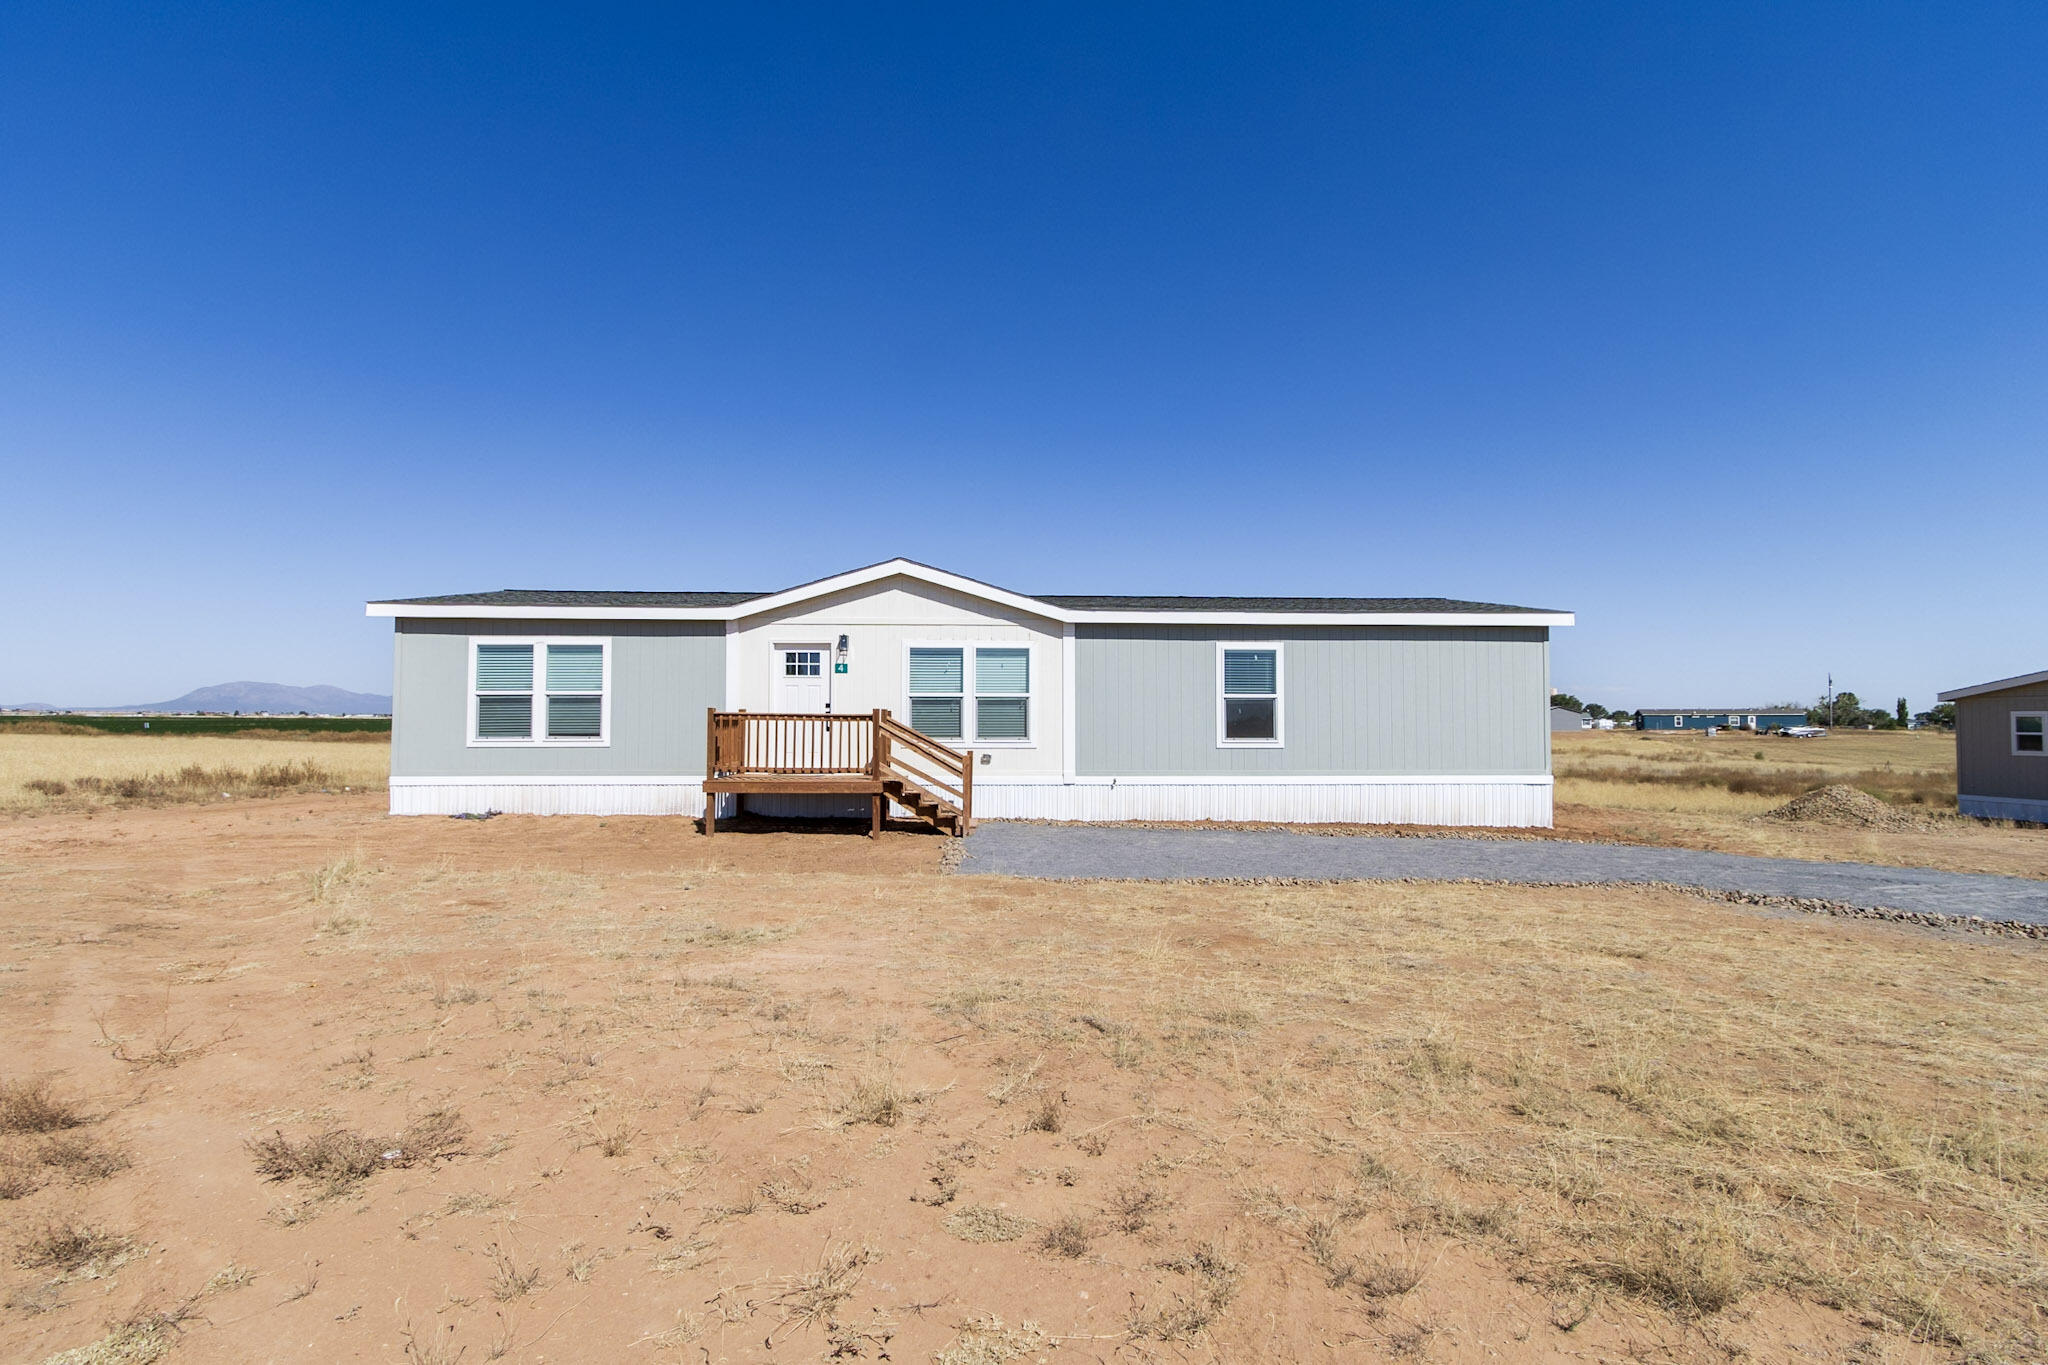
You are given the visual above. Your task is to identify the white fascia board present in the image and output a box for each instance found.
[367,602,735,620]
[1061,610,1575,627]
[1939,669,2048,702]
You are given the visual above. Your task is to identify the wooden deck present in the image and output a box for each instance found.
[703,708,972,837]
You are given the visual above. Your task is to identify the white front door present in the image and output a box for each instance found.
[773,644,832,713]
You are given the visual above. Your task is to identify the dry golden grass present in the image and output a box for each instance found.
[0,733,388,811]
[1553,729,2048,876]
[1555,728,1957,807]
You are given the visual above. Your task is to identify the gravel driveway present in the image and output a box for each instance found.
[956,824,2048,927]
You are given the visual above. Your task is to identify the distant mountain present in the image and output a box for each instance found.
[5,682,391,715]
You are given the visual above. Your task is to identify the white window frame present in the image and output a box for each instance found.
[900,641,1037,748]
[2015,711,2047,757]
[1216,642,1285,748]
[467,636,612,747]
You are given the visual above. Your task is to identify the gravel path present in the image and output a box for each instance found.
[956,824,2048,926]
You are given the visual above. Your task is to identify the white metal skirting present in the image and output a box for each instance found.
[388,778,727,818]
[388,776,1552,826]
[1958,793,2048,824]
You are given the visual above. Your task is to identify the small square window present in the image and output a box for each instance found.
[2017,714,2045,754]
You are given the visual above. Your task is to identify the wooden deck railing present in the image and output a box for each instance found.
[704,708,973,834]
[707,710,874,778]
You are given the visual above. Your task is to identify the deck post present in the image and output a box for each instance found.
[870,709,887,839]
[961,750,973,835]
[703,708,717,836]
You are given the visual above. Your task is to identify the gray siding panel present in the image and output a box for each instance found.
[1956,686,2048,805]
[1074,625,1550,777]
[391,619,724,778]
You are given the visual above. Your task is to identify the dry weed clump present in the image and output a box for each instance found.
[1131,1243,1243,1341]
[39,1303,194,1365]
[944,1205,1034,1243]
[1037,1212,1092,1258]
[249,1109,467,1193]
[0,1079,88,1134]
[15,1221,131,1272]
[933,1315,1048,1365]
[1105,1181,1169,1234]
[770,1242,876,1335]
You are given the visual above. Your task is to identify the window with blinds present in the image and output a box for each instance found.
[974,647,1029,740]
[1220,646,1281,745]
[907,647,964,739]
[473,640,608,743]
[906,645,1032,743]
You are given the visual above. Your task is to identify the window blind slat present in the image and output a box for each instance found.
[476,644,534,691]
[546,644,603,692]
[976,697,1028,739]
[974,648,1028,694]
[547,695,602,738]
[1223,649,1277,695]
[909,697,963,739]
[477,695,533,738]
[908,648,963,694]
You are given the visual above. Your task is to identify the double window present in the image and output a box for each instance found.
[471,639,609,745]
[2016,712,2046,756]
[906,645,1031,744]
[1218,645,1283,746]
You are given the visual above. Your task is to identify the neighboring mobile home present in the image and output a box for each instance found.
[1937,670,2048,823]
[1637,708,1807,732]
[367,559,1573,828]
[1550,705,1588,731]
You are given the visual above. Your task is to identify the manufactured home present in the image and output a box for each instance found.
[367,559,1573,829]
[1937,669,2048,823]
[1638,708,1807,732]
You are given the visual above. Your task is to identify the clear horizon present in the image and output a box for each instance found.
[4,5,2042,716]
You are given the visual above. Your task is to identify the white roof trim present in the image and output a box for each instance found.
[366,557,1575,627]
[728,559,1066,623]
[1938,669,2048,702]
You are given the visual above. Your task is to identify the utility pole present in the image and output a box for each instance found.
[1827,674,1834,728]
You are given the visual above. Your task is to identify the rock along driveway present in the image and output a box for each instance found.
[956,824,2048,927]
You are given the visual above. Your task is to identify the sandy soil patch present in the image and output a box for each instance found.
[0,795,2042,1363]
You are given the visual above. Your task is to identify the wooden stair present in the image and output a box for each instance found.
[880,773,967,836]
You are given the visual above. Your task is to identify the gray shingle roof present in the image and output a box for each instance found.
[378,589,769,608]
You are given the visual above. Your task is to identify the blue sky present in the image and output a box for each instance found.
[2,4,2042,710]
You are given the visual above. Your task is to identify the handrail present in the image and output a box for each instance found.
[875,714,960,768]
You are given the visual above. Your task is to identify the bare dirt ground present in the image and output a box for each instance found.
[2,794,2044,1364]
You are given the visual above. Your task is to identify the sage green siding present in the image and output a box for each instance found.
[391,619,724,778]
[1074,625,1550,777]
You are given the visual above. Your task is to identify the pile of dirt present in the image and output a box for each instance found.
[1761,784,1920,830]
